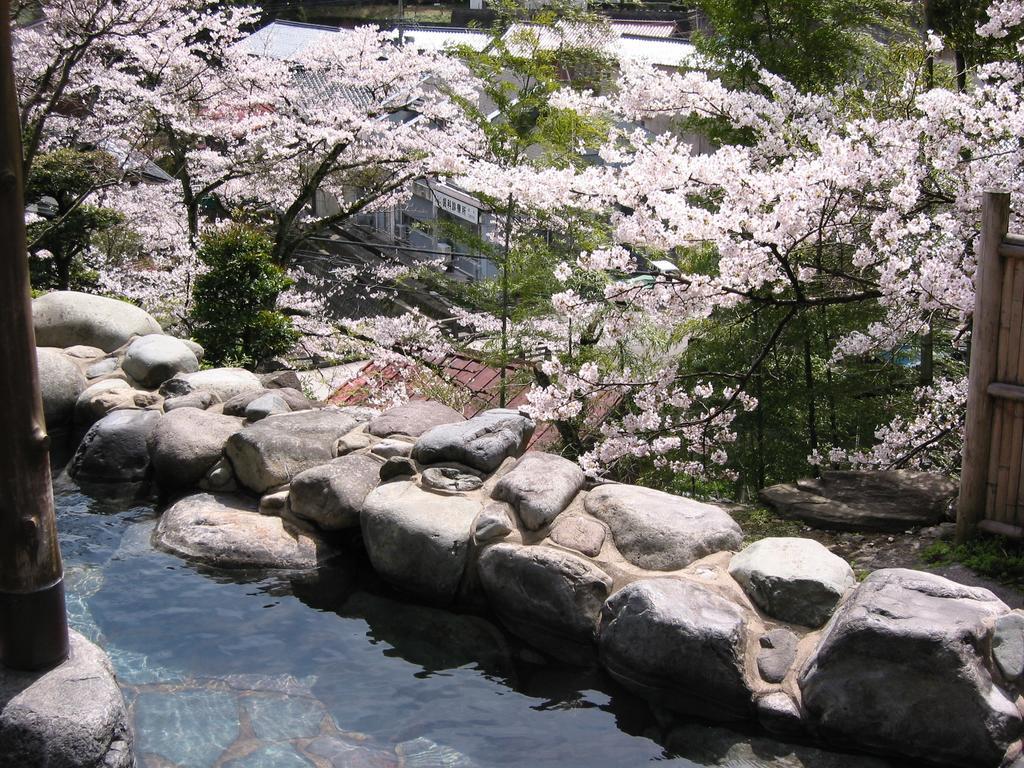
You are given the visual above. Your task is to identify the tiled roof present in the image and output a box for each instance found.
[329,351,620,451]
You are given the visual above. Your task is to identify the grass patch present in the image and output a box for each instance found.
[923,535,1024,587]
[731,506,803,544]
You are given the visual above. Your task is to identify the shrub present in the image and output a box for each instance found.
[190,225,297,369]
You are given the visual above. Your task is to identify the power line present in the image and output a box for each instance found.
[305,233,499,261]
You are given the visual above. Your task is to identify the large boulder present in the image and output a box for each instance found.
[491,452,585,530]
[121,334,199,388]
[69,409,160,485]
[759,470,956,532]
[599,578,754,721]
[361,481,481,603]
[225,408,367,494]
[74,379,132,425]
[798,568,1021,766]
[367,400,465,438]
[289,454,382,531]
[0,630,133,768]
[33,291,161,353]
[411,408,535,473]
[162,368,263,402]
[37,348,87,430]
[584,484,742,570]
[148,408,244,490]
[154,492,336,570]
[728,537,855,628]
[477,543,612,662]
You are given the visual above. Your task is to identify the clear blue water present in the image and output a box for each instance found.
[55,478,891,768]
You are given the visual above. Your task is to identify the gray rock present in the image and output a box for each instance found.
[491,451,584,530]
[760,470,957,532]
[666,722,891,768]
[421,465,484,493]
[411,408,535,473]
[599,578,753,720]
[74,379,154,427]
[222,387,312,416]
[245,392,291,421]
[85,358,118,379]
[755,691,804,736]
[70,409,160,484]
[154,492,337,569]
[149,407,244,490]
[474,503,514,543]
[122,334,199,387]
[380,456,417,481]
[478,543,612,662]
[163,367,263,401]
[33,290,161,352]
[799,568,1021,766]
[37,347,88,430]
[0,630,133,768]
[757,628,798,683]
[370,438,413,459]
[259,489,290,517]
[549,515,606,557]
[163,390,219,412]
[585,484,742,570]
[728,537,855,627]
[225,408,365,494]
[199,457,238,493]
[993,612,1024,681]
[63,345,105,359]
[289,454,382,530]
[367,400,466,438]
[361,481,481,603]
[181,339,204,361]
[335,432,371,455]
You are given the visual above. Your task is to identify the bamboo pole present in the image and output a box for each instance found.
[0,0,70,671]
[957,191,1012,543]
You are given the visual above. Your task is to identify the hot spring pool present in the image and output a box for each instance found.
[54,478,894,768]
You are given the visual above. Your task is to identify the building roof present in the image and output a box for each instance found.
[400,26,490,53]
[329,350,621,452]
[616,36,696,67]
[610,20,677,38]
[232,19,343,61]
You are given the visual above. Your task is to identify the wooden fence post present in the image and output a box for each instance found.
[0,0,70,670]
[957,191,1012,543]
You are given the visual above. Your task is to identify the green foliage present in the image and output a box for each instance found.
[730,506,803,543]
[691,0,910,92]
[190,225,298,369]
[26,149,123,291]
[923,536,1024,587]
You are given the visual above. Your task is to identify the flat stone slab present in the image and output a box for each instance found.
[799,568,1020,766]
[154,492,337,569]
[361,481,481,603]
[491,451,584,530]
[760,470,956,532]
[367,400,465,438]
[728,537,855,627]
[0,630,133,768]
[411,408,535,473]
[585,484,742,570]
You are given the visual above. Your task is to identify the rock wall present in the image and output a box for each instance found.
[35,292,1024,768]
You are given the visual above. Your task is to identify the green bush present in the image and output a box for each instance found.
[190,225,297,369]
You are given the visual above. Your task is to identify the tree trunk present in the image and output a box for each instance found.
[0,1,69,671]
